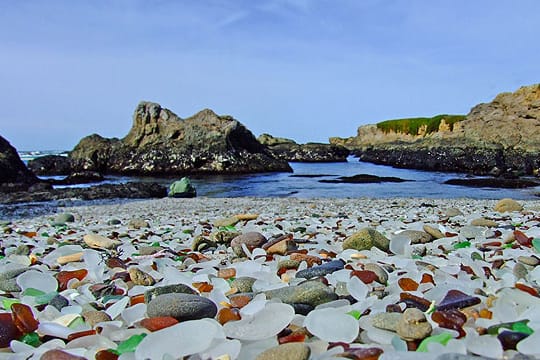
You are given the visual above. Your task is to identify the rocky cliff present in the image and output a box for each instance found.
[70,102,292,175]
[331,84,540,175]
[258,134,349,162]
[0,135,39,191]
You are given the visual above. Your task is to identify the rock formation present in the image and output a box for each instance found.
[0,135,39,191]
[258,134,349,162]
[27,155,72,175]
[331,84,540,175]
[69,102,292,175]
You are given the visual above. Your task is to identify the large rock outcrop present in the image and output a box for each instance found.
[258,134,349,162]
[331,84,540,175]
[0,135,39,191]
[70,102,292,175]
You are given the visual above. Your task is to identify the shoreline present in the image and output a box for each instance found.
[1,196,540,358]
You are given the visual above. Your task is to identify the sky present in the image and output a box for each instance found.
[1,0,539,151]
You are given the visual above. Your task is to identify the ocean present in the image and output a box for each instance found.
[19,151,540,200]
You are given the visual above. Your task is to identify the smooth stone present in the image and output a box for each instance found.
[57,252,84,265]
[214,216,240,227]
[14,245,30,255]
[83,233,120,249]
[128,218,150,229]
[128,267,156,286]
[396,308,432,341]
[513,263,529,280]
[211,230,240,244]
[230,232,267,257]
[371,312,402,332]
[295,259,345,279]
[494,198,523,212]
[54,213,75,223]
[266,239,297,255]
[82,310,112,327]
[459,226,485,239]
[147,293,217,321]
[290,303,314,315]
[397,230,433,244]
[342,228,390,252]
[255,342,311,360]
[230,277,256,293]
[518,256,540,267]
[49,294,69,311]
[470,218,499,227]
[0,268,26,292]
[435,354,492,360]
[363,263,389,284]
[423,225,445,239]
[445,208,464,217]
[191,236,217,252]
[138,246,164,256]
[144,283,198,303]
[264,280,338,307]
[107,219,121,225]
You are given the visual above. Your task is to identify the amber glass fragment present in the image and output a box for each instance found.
[140,316,179,332]
[216,308,241,325]
[57,269,88,291]
[398,277,419,291]
[11,303,39,334]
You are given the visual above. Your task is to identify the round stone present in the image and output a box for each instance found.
[230,277,256,293]
[128,218,149,229]
[470,218,498,227]
[82,310,112,327]
[0,268,26,292]
[144,283,197,303]
[494,198,523,212]
[397,230,433,244]
[343,228,390,252]
[54,213,75,223]
[423,225,445,239]
[264,280,337,307]
[363,263,389,284]
[128,267,156,286]
[230,232,267,257]
[371,312,402,332]
[396,308,432,341]
[49,294,69,311]
[146,293,217,321]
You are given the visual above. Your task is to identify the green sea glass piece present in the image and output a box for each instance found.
[453,241,471,249]
[116,333,147,354]
[417,332,453,352]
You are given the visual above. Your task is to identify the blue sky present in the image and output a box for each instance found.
[1,0,538,150]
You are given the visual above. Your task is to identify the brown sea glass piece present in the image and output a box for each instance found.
[0,313,22,348]
[140,316,179,332]
[57,269,88,291]
[11,303,39,334]
[217,308,241,325]
[431,309,467,338]
[351,270,378,284]
[398,277,419,291]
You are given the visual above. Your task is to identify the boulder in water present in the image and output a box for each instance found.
[168,177,197,198]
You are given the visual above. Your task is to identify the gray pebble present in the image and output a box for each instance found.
[513,263,528,280]
[0,268,26,292]
[256,342,311,360]
[138,246,164,256]
[49,294,69,311]
[295,259,344,279]
[128,218,149,229]
[230,277,256,293]
[396,308,432,341]
[264,280,337,307]
[423,225,445,239]
[371,312,402,332]
[82,310,112,327]
[398,230,433,244]
[230,232,267,257]
[147,293,217,321]
[518,256,540,267]
[55,213,75,223]
[107,219,121,225]
[144,283,198,303]
[445,208,464,217]
[460,226,485,239]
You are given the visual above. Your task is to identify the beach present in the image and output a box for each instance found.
[1,196,540,359]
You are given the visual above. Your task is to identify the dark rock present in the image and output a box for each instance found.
[444,177,540,188]
[27,155,72,175]
[0,268,25,292]
[49,294,69,311]
[69,103,292,175]
[437,289,481,311]
[319,174,409,184]
[144,283,198,303]
[0,135,38,190]
[295,259,345,279]
[0,182,166,204]
[259,134,349,162]
[51,171,104,185]
[146,293,217,321]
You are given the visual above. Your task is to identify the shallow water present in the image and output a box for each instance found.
[44,158,540,200]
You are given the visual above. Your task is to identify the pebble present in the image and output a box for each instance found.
[211,230,240,244]
[513,263,529,280]
[82,310,112,327]
[342,228,390,252]
[423,224,445,239]
[146,293,218,321]
[107,218,121,225]
[0,268,26,292]
[295,259,344,279]
[214,216,240,227]
[470,218,498,227]
[144,283,198,303]
[230,277,256,293]
[49,294,70,311]
[445,208,464,217]
[255,342,311,360]
[57,252,84,264]
[264,280,338,307]
[54,213,75,224]
[396,308,432,341]
[83,233,120,249]
[397,230,433,244]
[128,267,156,286]
[265,238,297,255]
[128,218,150,229]
[371,312,402,331]
[459,226,485,239]
[518,256,540,266]
[230,232,267,257]
[41,349,87,360]
[494,198,523,212]
[191,236,217,252]
[138,246,164,255]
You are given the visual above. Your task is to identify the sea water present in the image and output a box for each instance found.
[20,153,540,199]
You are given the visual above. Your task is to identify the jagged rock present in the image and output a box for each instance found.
[444,177,539,189]
[330,84,540,175]
[50,171,104,185]
[259,133,349,162]
[0,135,39,192]
[27,155,72,175]
[0,182,166,204]
[69,103,292,175]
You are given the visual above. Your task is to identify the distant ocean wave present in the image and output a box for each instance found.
[18,150,68,164]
